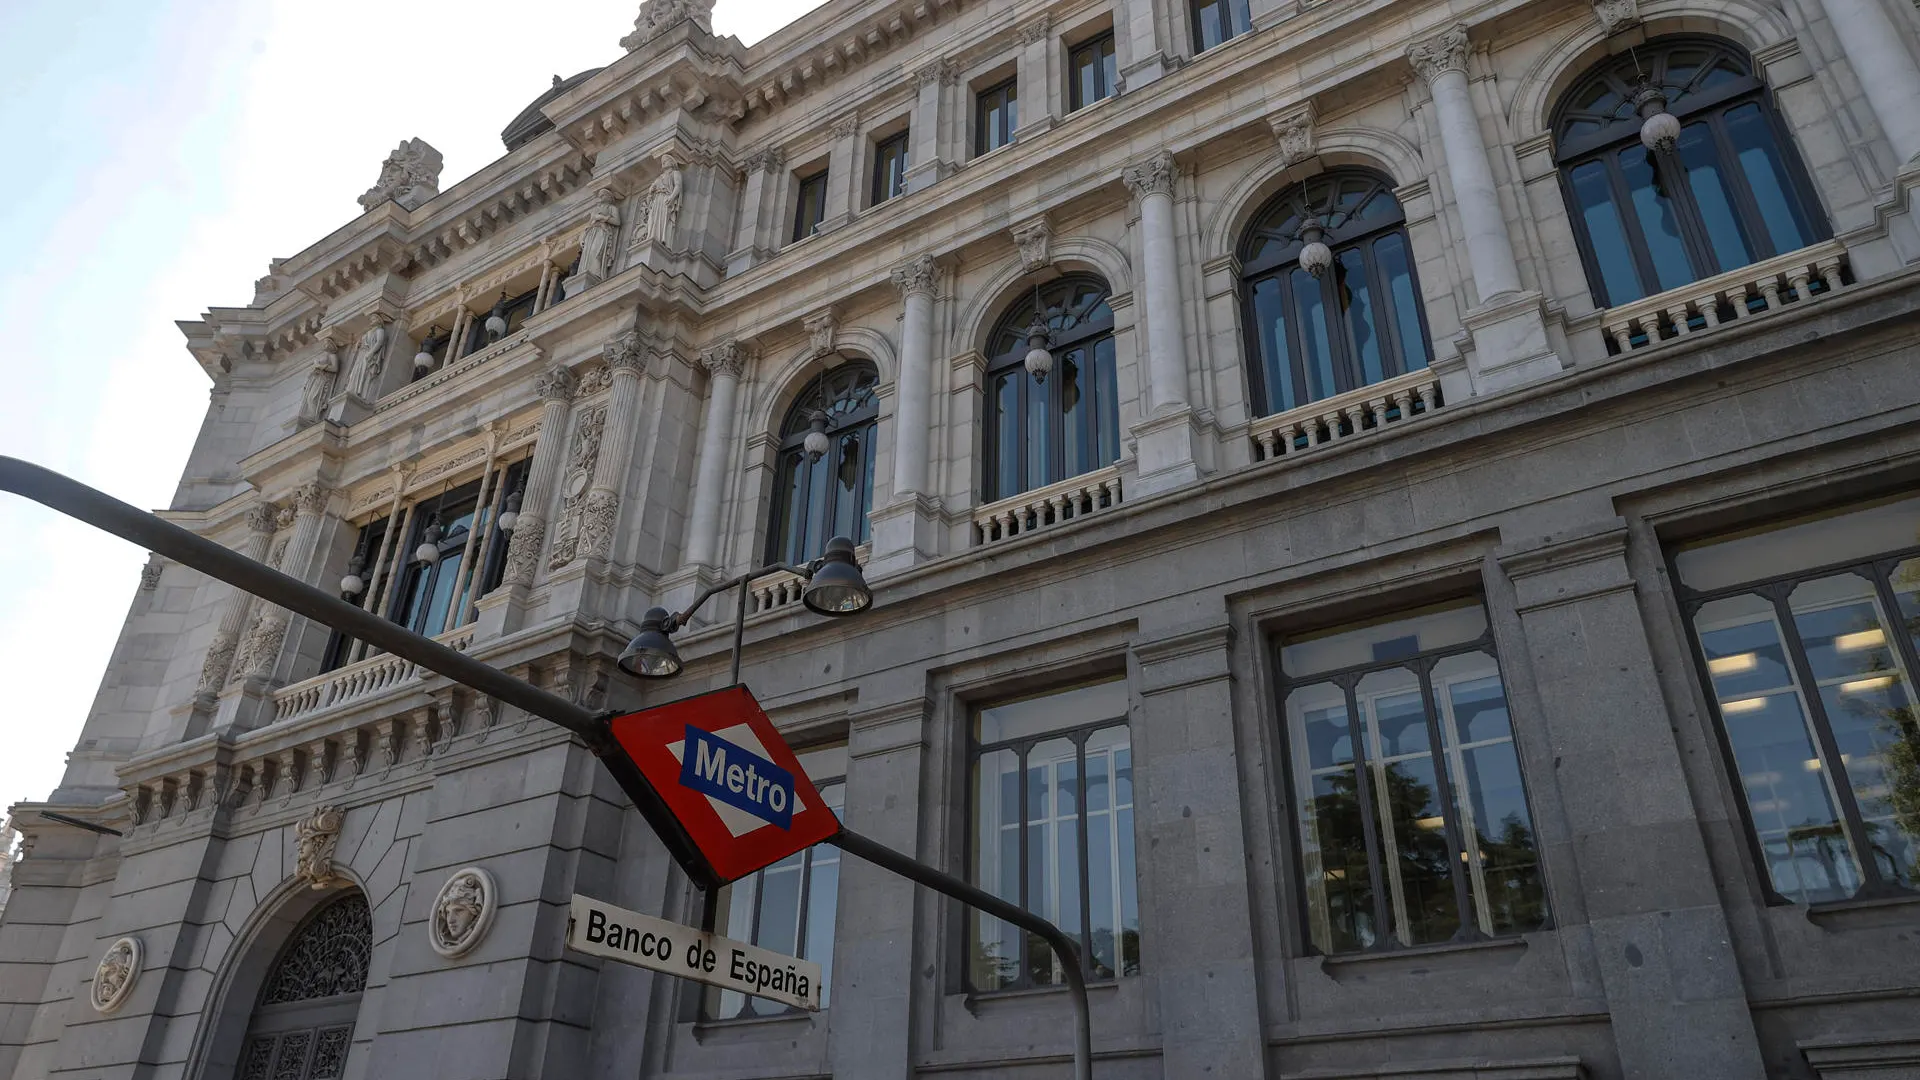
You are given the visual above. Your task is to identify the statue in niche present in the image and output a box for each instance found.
[577,188,622,284]
[349,319,390,400]
[645,165,682,249]
[298,342,340,426]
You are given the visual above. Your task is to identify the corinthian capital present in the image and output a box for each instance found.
[699,341,749,379]
[535,364,577,402]
[1407,25,1470,84]
[246,503,281,535]
[605,332,647,375]
[890,255,940,298]
[1122,151,1177,201]
[294,482,333,516]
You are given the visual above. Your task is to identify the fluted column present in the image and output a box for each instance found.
[193,503,278,707]
[1819,0,1920,164]
[496,365,577,589]
[685,342,746,568]
[1123,151,1190,416]
[235,482,331,685]
[890,256,939,500]
[579,334,648,563]
[1410,25,1523,304]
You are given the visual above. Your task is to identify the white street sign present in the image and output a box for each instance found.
[565,894,822,1011]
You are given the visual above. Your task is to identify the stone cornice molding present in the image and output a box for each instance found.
[1122,151,1178,200]
[913,57,958,89]
[1019,13,1052,44]
[1407,25,1470,84]
[889,255,940,298]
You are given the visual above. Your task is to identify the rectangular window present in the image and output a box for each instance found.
[975,78,1019,156]
[871,132,910,206]
[1191,0,1252,52]
[970,679,1139,992]
[1068,33,1117,112]
[1277,600,1549,955]
[707,746,846,1019]
[1673,494,1920,905]
[793,169,830,241]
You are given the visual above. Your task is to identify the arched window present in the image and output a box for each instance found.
[984,275,1120,503]
[1552,36,1829,309]
[769,362,879,564]
[1239,171,1432,419]
[238,892,371,1080]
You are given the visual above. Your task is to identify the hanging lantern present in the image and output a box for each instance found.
[413,326,441,377]
[803,412,831,462]
[1635,82,1681,153]
[339,554,366,597]
[1022,312,1054,382]
[497,480,525,533]
[414,516,444,565]
[485,292,509,339]
[1298,220,1334,278]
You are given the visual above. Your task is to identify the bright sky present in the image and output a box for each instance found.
[0,0,821,815]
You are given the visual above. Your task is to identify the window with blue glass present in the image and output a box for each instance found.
[975,78,1018,156]
[462,285,541,356]
[767,362,878,565]
[1191,0,1251,52]
[1239,170,1432,419]
[1552,37,1829,312]
[1069,32,1117,112]
[983,275,1120,503]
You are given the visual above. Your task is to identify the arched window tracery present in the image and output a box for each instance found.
[238,892,372,1080]
[1551,36,1830,311]
[983,275,1120,503]
[1238,170,1433,418]
[768,362,879,564]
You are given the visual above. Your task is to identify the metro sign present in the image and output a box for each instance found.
[610,686,841,884]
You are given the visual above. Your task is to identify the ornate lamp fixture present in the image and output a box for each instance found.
[414,488,445,565]
[1022,284,1053,382]
[801,369,831,462]
[339,534,371,596]
[1298,220,1334,278]
[485,292,510,339]
[497,478,525,533]
[1635,80,1681,153]
[413,327,441,378]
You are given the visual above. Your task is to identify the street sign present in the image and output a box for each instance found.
[610,685,841,884]
[566,894,822,1011]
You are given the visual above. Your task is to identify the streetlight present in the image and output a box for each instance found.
[617,535,873,684]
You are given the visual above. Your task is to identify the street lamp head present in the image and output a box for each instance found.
[618,607,683,679]
[802,536,873,617]
[414,516,444,565]
[497,479,525,533]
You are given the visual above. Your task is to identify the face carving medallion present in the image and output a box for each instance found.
[428,867,498,959]
[92,937,142,1013]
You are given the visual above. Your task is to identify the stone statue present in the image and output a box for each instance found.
[578,188,622,284]
[429,867,498,958]
[294,805,345,889]
[646,166,682,249]
[91,937,142,1013]
[297,343,340,426]
[349,319,390,400]
[619,0,714,51]
[358,138,445,211]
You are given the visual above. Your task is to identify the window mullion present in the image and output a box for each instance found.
[1076,734,1093,979]
[1338,679,1395,950]
[1768,588,1891,896]
[1703,108,1774,261]
[1319,267,1357,399]
[1413,659,1486,942]
[1016,743,1031,990]
[1362,240,1403,382]
[1602,153,1663,303]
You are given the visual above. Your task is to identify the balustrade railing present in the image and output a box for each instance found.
[271,624,477,725]
[749,544,873,615]
[973,466,1124,546]
[379,328,535,411]
[1599,241,1850,355]
[1248,368,1443,463]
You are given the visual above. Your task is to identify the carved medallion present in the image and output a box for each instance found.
[428,867,498,959]
[294,804,345,889]
[91,937,142,1013]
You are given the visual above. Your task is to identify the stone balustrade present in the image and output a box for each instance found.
[973,465,1124,546]
[271,626,476,726]
[378,328,536,411]
[749,543,873,615]
[1600,240,1849,355]
[1248,367,1443,463]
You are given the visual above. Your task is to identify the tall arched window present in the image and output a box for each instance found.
[984,275,1120,503]
[768,362,879,564]
[1239,171,1432,419]
[1553,36,1829,309]
[238,892,371,1080]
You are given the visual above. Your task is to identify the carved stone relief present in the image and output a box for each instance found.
[428,867,498,959]
[91,937,142,1013]
[357,138,444,212]
[293,804,345,889]
[548,404,608,568]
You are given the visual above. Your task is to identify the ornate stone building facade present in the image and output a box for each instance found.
[5,0,1920,1075]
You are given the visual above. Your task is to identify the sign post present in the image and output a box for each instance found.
[566,894,822,1011]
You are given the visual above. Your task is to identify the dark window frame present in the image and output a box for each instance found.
[981,275,1120,504]
[1190,0,1252,53]
[793,169,830,241]
[965,681,1137,994]
[1269,601,1552,956]
[462,285,541,356]
[1068,32,1118,112]
[1670,530,1920,907]
[1551,36,1830,311]
[765,363,881,565]
[1236,170,1435,419]
[975,78,1020,156]
[871,131,910,206]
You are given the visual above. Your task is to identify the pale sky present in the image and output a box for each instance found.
[0,0,821,815]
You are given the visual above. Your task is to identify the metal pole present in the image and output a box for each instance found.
[730,575,749,686]
[830,828,1093,1080]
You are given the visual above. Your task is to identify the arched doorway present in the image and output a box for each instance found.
[234,892,371,1080]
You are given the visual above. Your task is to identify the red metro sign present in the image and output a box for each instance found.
[610,686,842,884]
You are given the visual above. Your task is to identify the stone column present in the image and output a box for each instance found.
[493,365,576,593]
[236,482,331,685]
[1123,150,1190,417]
[684,342,746,569]
[1409,25,1522,303]
[1497,522,1767,1079]
[578,334,648,563]
[191,502,278,713]
[890,256,938,500]
[1818,0,1920,165]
